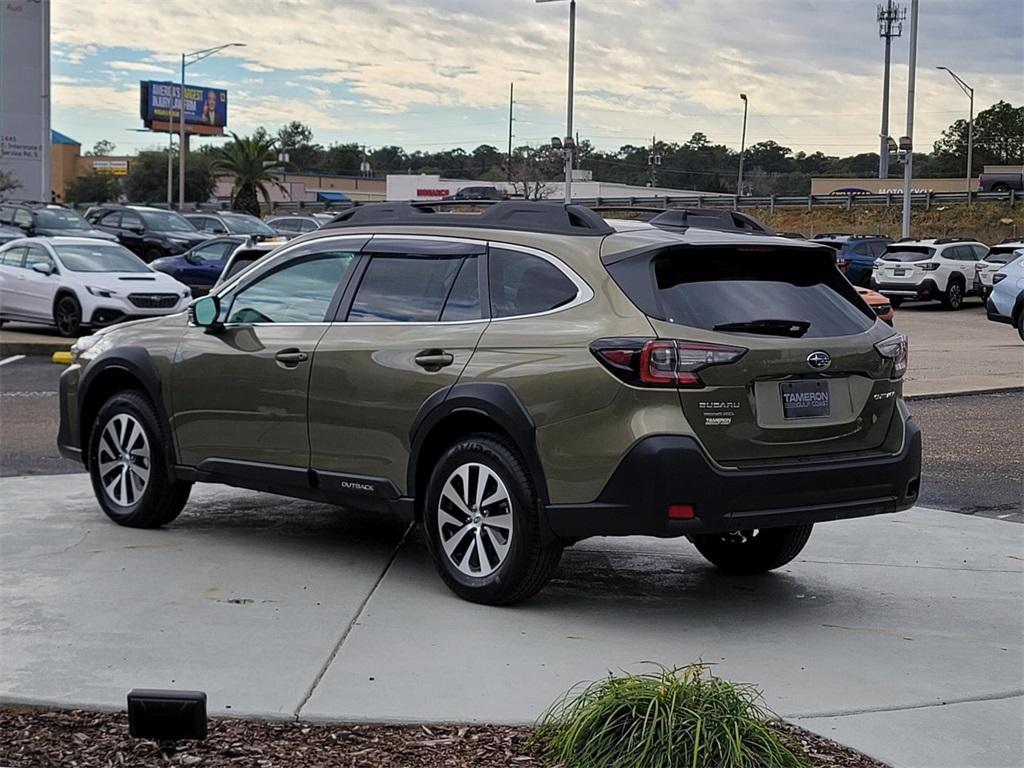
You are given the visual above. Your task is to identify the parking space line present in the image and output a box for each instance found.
[0,355,26,367]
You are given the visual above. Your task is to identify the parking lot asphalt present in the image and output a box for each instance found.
[1,474,1021,768]
[3,353,1020,519]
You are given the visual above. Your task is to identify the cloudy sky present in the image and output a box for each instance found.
[51,0,1023,160]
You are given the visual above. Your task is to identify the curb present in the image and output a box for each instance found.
[906,385,1023,401]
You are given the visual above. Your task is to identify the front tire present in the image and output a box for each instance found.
[88,391,191,528]
[942,280,965,310]
[54,294,82,337]
[691,524,813,575]
[889,296,904,309]
[422,434,562,605]
[1017,312,1024,342]
[143,247,163,263]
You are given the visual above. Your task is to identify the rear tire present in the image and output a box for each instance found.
[691,524,813,575]
[941,280,965,310]
[991,183,1010,193]
[422,434,562,605]
[88,391,191,528]
[143,248,163,263]
[54,294,82,337]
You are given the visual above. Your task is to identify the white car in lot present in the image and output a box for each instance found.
[0,237,191,337]
[986,249,1024,341]
[974,239,1024,297]
[871,237,988,310]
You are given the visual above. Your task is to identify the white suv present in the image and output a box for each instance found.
[0,237,191,336]
[975,240,1024,297]
[871,238,988,310]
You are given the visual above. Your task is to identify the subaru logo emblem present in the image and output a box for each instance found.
[806,351,831,370]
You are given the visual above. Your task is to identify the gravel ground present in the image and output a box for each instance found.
[0,708,888,768]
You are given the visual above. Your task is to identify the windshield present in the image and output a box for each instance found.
[55,243,151,272]
[35,209,91,230]
[222,214,276,236]
[139,210,196,232]
[882,246,935,262]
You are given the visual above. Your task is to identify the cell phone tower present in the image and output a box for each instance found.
[878,1,906,179]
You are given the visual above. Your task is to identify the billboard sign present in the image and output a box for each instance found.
[92,159,128,176]
[140,81,228,130]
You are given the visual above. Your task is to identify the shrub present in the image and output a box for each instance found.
[532,664,808,768]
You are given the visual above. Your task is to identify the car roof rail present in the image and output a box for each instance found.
[997,237,1024,244]
[647,208,774,235]
[322,200,614,236]
[933,237,973,244]
[849,234,889,239]
[811,232,854,239]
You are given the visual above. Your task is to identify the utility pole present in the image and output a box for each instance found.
[648,135,661,188]
[564,0,576,203]
[507,82,514,183]
[877,1,905,179]
[901,0,919,238]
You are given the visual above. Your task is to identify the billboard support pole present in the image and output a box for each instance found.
[178,53,186,210]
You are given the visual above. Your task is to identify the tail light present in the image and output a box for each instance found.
[590,338,747,388]
[875,332,908,379]
[920,262,940,271]
[837,257,848,270]
[993,273,1006,284]
[974,262,984,271]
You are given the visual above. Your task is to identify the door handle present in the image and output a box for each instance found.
[274,348,309,366]
[414,350,455,370]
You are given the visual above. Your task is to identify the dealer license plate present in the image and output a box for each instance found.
[780,380,831,419]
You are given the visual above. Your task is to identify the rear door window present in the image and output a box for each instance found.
[348,252,465,322]
[606,245,874,339]
[488,247,578,318]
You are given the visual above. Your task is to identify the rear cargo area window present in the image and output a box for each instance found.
[607,246,874,338]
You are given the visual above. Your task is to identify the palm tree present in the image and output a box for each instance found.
[213,132,284,216]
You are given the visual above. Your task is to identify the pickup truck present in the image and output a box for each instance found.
[979,168,1024,193]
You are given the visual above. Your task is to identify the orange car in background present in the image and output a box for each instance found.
[858,286,895,325]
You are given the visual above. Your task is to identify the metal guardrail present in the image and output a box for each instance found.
[67,189,1015,214]
[569,190,1017,211]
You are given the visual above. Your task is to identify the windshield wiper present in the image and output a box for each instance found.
[713,319,811,337]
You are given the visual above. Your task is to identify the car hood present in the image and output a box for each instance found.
[76,270,189,293]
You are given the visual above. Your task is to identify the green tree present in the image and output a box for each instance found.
[122,150,215,204]
[323,142,363,175]
[85,139,117,157]
[213,132,284,215]
[0,167,19,197]
[64,172,120,204]
[933,100,1023,173]
[276,121,322,172]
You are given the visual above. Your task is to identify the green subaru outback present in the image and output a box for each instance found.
[58,202,921,605]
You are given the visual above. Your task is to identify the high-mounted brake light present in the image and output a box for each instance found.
[875,332,908,379]
[591,338,747,388]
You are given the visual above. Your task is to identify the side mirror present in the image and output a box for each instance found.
[31,261,53,275]
[132,226,145,234]
[190,295,220,327]
[213,228,228,235]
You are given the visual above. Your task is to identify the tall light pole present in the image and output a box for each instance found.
[900,0,919,238]
[877,1,905,179]
[937,66,974,202]
[537,0,576,203]
[737,93,748,196]
[178,43,245,210]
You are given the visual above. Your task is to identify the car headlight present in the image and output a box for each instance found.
[86,285,117,298]
[71,334,100,360]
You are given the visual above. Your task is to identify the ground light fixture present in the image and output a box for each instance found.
[127,688,207,754]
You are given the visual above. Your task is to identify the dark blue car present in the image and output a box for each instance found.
[811,234,893,287]
[149,236,244,296]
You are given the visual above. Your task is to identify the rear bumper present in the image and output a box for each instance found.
[872,278,939,298]
[986,297,1012,324]
[545,420,922,539]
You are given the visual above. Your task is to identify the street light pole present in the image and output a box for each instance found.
[937,66,974,203]
[537,0,576,203]
[900,0,919,238]
[177,43,245,210]
[737,93,748,196]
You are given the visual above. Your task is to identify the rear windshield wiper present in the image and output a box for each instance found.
[712,319,811,337]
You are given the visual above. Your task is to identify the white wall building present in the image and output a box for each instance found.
[385,174,729,202]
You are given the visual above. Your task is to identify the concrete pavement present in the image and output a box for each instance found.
[2,473,1022,767]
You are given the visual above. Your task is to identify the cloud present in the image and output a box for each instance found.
[49,0,1024,157]
[108,60,169,74]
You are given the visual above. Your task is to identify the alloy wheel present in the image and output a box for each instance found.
[97,413,151,507]
[436,462,513,578]
[56,300,79,335]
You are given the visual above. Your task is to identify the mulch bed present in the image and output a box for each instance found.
[0,707,888,768]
